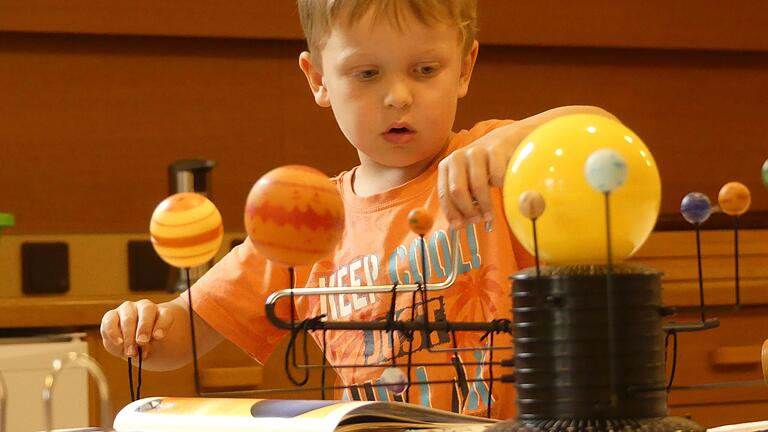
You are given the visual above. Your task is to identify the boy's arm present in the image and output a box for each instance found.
[437,105,618,227]
[101,296,224,371]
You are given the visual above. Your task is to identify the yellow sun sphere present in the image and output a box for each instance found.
[150,192,224,268]
[503,114,661,264]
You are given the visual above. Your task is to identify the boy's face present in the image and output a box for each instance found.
[300,10,478,170]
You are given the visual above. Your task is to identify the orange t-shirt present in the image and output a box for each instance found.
[190,120,534,419]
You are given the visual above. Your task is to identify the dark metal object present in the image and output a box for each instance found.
[168,159,216,198]
[487,416,703,432]
[168,159,216,293]
[488,265,705,432]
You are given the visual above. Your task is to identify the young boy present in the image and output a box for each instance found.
[100,0,615,419]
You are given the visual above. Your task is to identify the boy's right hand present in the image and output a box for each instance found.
[100,299,174,360]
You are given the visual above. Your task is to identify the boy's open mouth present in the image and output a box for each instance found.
[382,125,416,144]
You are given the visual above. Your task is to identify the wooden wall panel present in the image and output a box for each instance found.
[0,3,767,234]
[2,1,766,52]
[0,1,302,40]
[0,34,354,233]
[460,46,768,216]
[477,0,768,52]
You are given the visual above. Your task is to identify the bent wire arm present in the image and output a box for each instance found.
[43,352,113,432]
[265,228,508,333]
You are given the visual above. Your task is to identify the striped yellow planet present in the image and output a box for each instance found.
[150,192,224,268]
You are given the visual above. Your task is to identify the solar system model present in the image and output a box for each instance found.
[74,114,768,431]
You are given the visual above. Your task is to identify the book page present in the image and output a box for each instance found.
[707,420,768,432]
[112,397,495,432]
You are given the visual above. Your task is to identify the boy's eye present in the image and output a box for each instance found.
[355,69,379,80]
[414,64,439,76]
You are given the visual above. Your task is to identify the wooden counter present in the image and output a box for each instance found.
[0,294,176,329]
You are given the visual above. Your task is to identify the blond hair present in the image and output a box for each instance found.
[297,0,477,56]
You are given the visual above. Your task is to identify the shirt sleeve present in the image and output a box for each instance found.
[463,119,515,142]
[186,239,291,363]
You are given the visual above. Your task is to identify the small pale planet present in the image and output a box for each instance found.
[517,191,545,220]
[407,208,434,236]
[718,182,751,216]
[584,148,628,193]
[380,367,408,395]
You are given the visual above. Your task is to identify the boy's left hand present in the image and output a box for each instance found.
[437,122,536,228]
[437,106,618,228]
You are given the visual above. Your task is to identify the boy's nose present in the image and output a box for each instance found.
[384,80,412,109]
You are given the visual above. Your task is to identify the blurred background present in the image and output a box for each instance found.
[1,0,766,235]
[0,1,766,430]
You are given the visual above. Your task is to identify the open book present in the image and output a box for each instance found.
[707,420,768,432]
[111,397,496,432]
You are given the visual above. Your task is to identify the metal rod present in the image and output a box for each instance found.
[664,318,719,332]
[320,329,327,400]
[265,317,513,332]
[733,215,741,307]
[423,344,515,353]
[43,352,112,432]
[265,229,509,332]
[186,268,202,396]
[406,234,431,403]
[265,229,462,306]
[532,218,540,278]
[604,192,618,408]
[199,376,508,398]
[294,360,508,369]
[695,223,706,322]
[631,379,767,393]
[417,233,433,354]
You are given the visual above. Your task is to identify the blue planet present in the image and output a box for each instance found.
[680,192,712,225]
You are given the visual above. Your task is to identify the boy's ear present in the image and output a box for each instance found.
[299,51,330,107]
[458,40,479,99]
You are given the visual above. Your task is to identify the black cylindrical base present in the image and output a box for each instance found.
[486,416,704,432]
[511,265,668,420]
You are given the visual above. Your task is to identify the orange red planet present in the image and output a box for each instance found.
[245,165,345,267]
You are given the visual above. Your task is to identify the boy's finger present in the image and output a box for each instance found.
[446,154,481,224]
[466,148,493,221]
[117,301,138,358]
[141,345,151,360]
[134,299,157,346]
[487,144,511,187]
[152,306,175,340]
[438,161,462,227]
[100,309,124,352]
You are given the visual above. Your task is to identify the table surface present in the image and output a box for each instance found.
[0,293,176,329]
